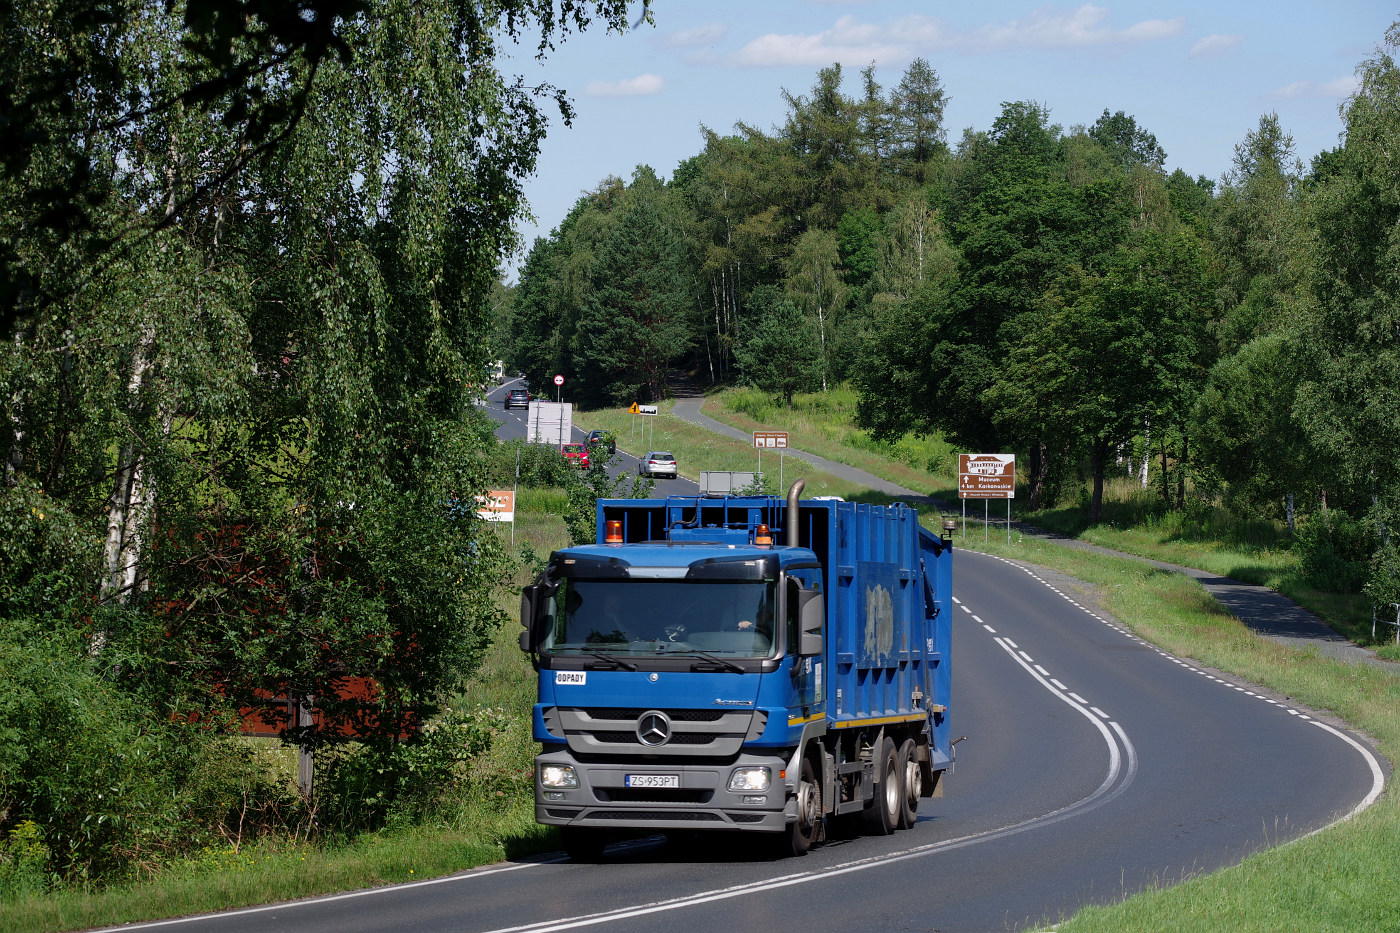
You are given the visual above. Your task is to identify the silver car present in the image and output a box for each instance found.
[638,451,677,479]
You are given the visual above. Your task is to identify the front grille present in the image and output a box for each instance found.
[556,706,760,758]
[596,788,712,804]
[545,808,581,819]
[729,813,766,823]
[590,730,718,746]
[586,708,725,723]
[590,810,724,822]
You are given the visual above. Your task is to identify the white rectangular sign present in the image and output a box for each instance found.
[753,431,788,449]
[527,400,572,445]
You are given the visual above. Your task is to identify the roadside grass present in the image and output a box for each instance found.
[1013,477,1379,649]
[572,402,879,500]
[949,528,1400,932]
[697,384,1380,651]
[0,513,568,933]
[692,385,957,495]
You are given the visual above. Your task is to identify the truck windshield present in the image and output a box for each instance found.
[544,578,777,658]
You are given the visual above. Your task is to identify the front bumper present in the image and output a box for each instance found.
[534,748,795,833]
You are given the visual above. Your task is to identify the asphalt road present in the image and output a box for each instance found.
[484,380,701,497]
[100,388,1387,932]
[102,462,1386,932]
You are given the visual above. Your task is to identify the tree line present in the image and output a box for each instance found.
[0,0,639,890]
[504,28,1400,607]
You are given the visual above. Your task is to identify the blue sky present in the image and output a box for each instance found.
[501,2,1396,277]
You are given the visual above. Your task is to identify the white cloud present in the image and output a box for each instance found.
[967,5,1184,51]
[662,24,727,49]
[734,15,909,67]
[1189,33,1243,59]
[731,6,1184,68]
[584,73,665,97]
[1269,75,1359,101]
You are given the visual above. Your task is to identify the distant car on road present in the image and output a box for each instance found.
[586,429,616,456]
[504,387,529,410]
[561,443,590,469]
[638,451,677,479]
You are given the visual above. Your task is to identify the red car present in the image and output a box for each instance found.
[561,443,590,468]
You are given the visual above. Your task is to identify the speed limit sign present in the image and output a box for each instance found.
[553,374,564,386]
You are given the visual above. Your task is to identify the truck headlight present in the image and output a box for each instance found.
[540,765,579,789]
[727,767,771,792]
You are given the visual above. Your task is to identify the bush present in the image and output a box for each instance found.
[1296,510,1375,593]
[1364,542,1400,616]
[0,638,197,879]
[0,820,53,902]
[0,483,98,629]
[725,387,777,423]
[489,439,575,489]
[313,706,507,833]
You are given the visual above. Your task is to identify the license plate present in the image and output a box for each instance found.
[625,774,679,789]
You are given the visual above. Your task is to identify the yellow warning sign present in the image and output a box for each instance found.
[627,402,640,414]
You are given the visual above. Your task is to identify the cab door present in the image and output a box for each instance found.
[785,571,824,718]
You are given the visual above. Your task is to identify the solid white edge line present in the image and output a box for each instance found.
[94,861,552,932]
[1304,721,1386,824]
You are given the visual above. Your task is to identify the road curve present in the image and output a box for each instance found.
[97,534,1385,933]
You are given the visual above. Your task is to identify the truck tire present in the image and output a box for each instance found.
[898,738,921,829]
[861,736,901,836]
[560,827,607,862]
[782,757,822,856]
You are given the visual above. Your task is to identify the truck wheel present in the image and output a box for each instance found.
[861,736,901,836]
[560,827,607,862]
[898,738,920,829]
[783,757,822,856]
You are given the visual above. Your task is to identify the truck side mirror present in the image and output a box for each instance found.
[520,583,547,653]
[797,587,824,657]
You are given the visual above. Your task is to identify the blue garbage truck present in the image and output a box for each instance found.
[518,481,954,859]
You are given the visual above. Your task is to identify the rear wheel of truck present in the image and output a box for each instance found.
[782,757,822,856]
[861,736,901,836]
[560,827,607,862]
[897,738,921,829]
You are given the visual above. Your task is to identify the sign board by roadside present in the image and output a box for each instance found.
[631,404,658,416]
[958,454,1016,498]
[553,374,564,386]
[475,490,515,522]
[753,431,788,449]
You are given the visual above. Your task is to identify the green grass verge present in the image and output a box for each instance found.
[683,384,957,495]
[573,401,881,500]
[950,528,1399,932]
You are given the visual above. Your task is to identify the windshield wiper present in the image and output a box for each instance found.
[580,645,638,671]
[672,650,746,674]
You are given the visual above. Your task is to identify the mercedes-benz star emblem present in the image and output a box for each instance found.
[636,710,671,747]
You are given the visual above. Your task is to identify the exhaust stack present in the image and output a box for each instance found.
[786,479,805,548]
